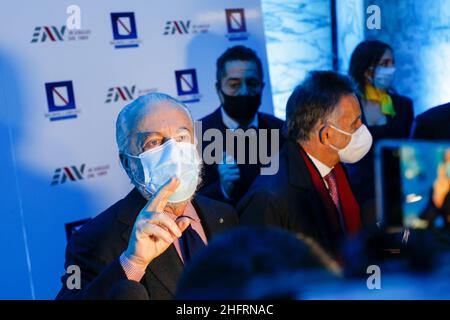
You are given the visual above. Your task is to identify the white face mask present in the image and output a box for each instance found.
[126,139,201,203]
[372,66,396,91]
[328,124,373,163]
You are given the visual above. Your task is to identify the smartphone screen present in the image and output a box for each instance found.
[376,140,450,229]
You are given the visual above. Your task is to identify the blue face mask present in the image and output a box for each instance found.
[372,66,396,91]
[126,139,201,203]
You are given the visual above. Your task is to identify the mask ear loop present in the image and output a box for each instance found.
[122,152,148,189]
[329,124,352,136]
[319,124,351,143]
[322,124,351,152]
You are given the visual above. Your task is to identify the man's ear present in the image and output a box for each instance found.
[319,125,332,145]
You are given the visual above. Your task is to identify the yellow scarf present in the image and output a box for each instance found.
[364,84,396,117]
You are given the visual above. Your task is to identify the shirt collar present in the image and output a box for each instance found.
[164,201,201,223]
[220,106,258,130]
[306,152,333,178]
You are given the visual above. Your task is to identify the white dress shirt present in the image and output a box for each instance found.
[306,152,333,189]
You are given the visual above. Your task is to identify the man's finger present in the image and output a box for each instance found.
[218,163,239,171]
[219,167,240,176]
[223,154,236,164]
[224,167,240,174]
[175,217,191,233]
[141,212,182,238]
[146,177,180,212]
[224,174,240,182]
[139,223,174,244]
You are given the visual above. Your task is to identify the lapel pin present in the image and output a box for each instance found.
[219,218,224,224]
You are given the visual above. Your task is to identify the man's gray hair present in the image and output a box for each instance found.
[115,92,192,155]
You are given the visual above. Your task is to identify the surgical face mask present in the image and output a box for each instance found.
[126,139,201,203]
[372,66,396,91]
[328,124,373,164]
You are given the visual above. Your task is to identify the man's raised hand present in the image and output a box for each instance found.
[124,177,191,269]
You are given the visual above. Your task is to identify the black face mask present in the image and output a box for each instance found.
[220,90,262,125]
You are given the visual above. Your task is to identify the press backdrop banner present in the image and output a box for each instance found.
[0,0,273,299]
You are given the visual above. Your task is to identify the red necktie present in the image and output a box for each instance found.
[324,169,346,232]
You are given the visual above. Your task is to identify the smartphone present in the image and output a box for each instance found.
[375,140,450,229]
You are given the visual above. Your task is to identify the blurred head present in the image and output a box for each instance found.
[116,92,200,202]
[176,226,340,299]
[286,71,371,166]
[215,45,265,125]
[349,40,395,92]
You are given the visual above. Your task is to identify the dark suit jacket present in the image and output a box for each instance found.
[199,107,284,205]
[238,140,358,256]
[411,102,450,140]
[367,93,414,140]
[56,188,238,300]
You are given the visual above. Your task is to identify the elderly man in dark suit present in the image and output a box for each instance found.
[56,93,238,300]
[239,71,372,257]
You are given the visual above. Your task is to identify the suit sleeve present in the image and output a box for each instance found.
[55,231,129,300]
[238,189,287,229]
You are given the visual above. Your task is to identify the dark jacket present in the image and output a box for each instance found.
[411,102,450,140]
[238,140,359,256]
[56,188,238,300]
[367,93,414,140]
[199,107,284,205]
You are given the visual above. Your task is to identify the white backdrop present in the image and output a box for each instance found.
[0,0,273,299]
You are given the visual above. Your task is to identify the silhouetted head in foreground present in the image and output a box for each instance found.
[176,226,341,299]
